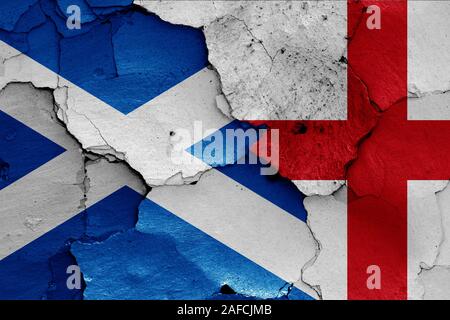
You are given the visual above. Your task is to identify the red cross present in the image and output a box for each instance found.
[253,0,450,299]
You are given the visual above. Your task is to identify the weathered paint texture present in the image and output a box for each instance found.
[1,0,450,300]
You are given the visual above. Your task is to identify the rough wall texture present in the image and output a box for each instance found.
[135,0,450,299]
[0,0,324,300]
[137,0,347,121]
[1,0,450,300]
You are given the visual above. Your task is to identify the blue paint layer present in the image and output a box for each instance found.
[14,2,46,33]
[0,211,85,300]
[71,198,313,300]
[0,186,143,299]
[85,186,142,239]
[0,0,208,114]
[86,0,133,7]
[188,120,308,222]
[85,0,135,16]
[0,0,37,31]
[0,110,65,191]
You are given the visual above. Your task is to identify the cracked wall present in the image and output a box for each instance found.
[0,0,324,300]
[411,181,450,300]
[0,82,147,299]
[1,0,450,300]
[137,0,347,121]
[134,0,350,300]
[138,0,450,299]
[405,0,450,300]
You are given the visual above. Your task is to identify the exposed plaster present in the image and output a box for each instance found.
[416,181,450,300]
[1,0,450,300]
[407,180,448,300]
[408,1,450,98]
[302,186,347,300]
[133,1,349,298]
[137,0,347,121]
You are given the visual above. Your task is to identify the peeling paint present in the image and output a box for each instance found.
[303,186,347,300]
[1,0,450,300]
[137,0,347,121]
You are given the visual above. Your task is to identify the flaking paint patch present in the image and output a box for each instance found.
[0,83,83,260]
[72,199,313,300]
[137,0,347,121]
[420,266,450,300]
[417,181,450,300]
[294,180,345,197]
[62,0,450,300]
[408,1,450,97]
[302,186,347,300]
[0,81,149,299]
[54,68,228,186]
[407,181,447,300]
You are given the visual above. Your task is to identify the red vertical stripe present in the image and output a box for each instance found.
[347,0,408,299]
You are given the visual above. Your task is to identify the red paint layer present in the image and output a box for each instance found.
[253,0,450,300]
[347,0,408,300]
[250,69,378,180]
[252,0,411,299]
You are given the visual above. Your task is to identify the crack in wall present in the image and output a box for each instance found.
[0,0,393,300]
[416,181,450,299]
[3,0,450,300]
